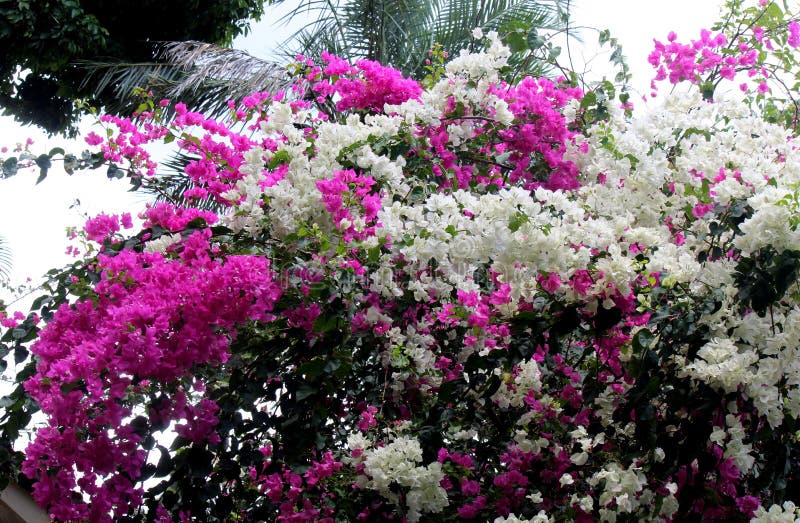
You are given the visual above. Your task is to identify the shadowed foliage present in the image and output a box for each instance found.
[0,0,266,136]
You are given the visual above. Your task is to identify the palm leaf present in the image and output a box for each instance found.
[78,1,570,118]
[281,0,569,79]
[77,59,183,117]
[428,0,566,74]
[140,152,224,212]
[79,42,289,120]
[271,0,434,69]
[158,41,290,112]
[0,236,12,282]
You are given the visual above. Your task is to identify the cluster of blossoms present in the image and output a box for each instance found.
[23,211,282,521]
[0,310,25,328]
[648,28,761,94]
[3,7,800,521]
[648,0,800,112]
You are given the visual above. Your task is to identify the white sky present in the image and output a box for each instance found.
[0,0,724,305]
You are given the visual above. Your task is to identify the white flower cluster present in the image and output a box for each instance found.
[386,30,513,127]
[491,357,543,409]
[575,91,798,269]
[568,425,605,467]
[588,462,678,521]
[378,185,649,309]
[709,411,755,473]
[682,337,758,394]
[225,112,407,239]
[494,512,552,523]
[736,186,800,255]
[573,90,800,431]
[446,30,510,81]
[594,381,628,427]
[348,435,448,522]
[143,232,182,253]
[751,501,800,523]
[681,337,787,428]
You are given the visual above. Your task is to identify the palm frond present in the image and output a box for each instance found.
[281,0,570,79]
[78,42,290,120]
[430,0,561,50]
[276,0,437,73]
[370,0,438,70]
[277,0,349,50]
[77,59,185,116]
[141,152,224,212]
[159,41,290,107]
[430,0,570,79]
[0,236,12,282]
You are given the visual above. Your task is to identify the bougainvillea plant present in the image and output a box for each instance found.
[2,1,800,521]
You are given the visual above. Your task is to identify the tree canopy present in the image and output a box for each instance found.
[0,0,265,135]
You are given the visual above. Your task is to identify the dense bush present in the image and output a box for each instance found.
[3,1,800,521]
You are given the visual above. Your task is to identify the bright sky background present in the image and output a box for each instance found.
[0,0,724,306]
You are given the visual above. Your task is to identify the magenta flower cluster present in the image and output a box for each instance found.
[648,19,800,97]
[23,211,281,521]
[313,51,423,112]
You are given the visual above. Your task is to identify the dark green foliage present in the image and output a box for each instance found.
[1,146,107,184]
[735,248,800,316]
[0,0,265,135]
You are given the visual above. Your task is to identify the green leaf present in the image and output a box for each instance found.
[63,153,78,175]
[580,91,597,110]
[129,416,150,438]
[762,1,784,25]
[508,211,529,232]
[367,245,381,263]
[296,383,316,401]
[90,151,105,169]
[636,404,656,421]
[2,157,18,178]
[33,154,50,169]
[298,358,327,380]
[312,313,338,333]
[13,345,27,365]
[324,358,341,374]
[633,329,654,353]
[267,149,291,169]
[505,31,528,53]
[106,164,124,180]
[700,82,715,101]
[0,395,15,409]
[527,28,545,50]
[155,446,173,477]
